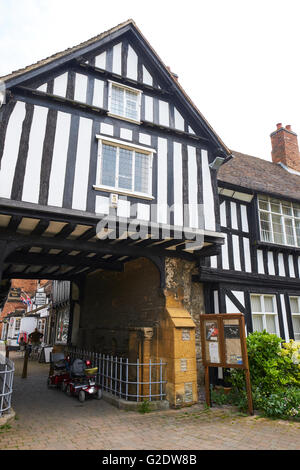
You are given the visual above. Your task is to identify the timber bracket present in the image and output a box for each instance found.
[0,239,21,283]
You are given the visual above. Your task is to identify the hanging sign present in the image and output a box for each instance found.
[35,293,47,306]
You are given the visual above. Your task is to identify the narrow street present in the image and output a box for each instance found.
[0,352,299,450]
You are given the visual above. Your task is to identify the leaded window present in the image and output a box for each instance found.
[98,141,152,197]
[109,82,142,122]
[258,195,300,247]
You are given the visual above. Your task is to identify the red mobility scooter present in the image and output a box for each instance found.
[63,358,103,403]
[47,352,71,389]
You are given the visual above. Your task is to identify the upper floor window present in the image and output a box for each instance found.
[258,195,300,247]
[95,136,154,199]
[289,296,300,341]
[250,294,280,336]
[108,81,142,123]
[15,318,21,333]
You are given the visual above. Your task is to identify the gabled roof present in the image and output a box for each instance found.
[0,19,133,84]
[1,19,230,156]
[218,150,300,201]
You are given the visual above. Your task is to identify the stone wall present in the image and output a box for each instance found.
[75,255,206,405]
[77,257,165,354]
[164,258,205,385]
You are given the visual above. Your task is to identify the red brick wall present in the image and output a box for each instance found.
[0,279,52,336]
[271,124,300,172]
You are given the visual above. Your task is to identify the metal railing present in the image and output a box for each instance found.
[0,354,15,417]
[65,347,167,402]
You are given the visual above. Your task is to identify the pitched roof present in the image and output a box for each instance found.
[1,19,230,156]
[218,150,300,201]
[0,19,134,83]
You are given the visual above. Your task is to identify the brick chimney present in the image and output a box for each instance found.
[270,123,300,172]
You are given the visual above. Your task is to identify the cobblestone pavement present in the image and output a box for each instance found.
[0,352,300,450]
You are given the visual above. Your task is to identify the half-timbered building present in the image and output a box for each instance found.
[198,123,300,347]
[0,19,231,406]
[2,19,299,406]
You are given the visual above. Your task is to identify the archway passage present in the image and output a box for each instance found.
[0,204,224,407]
[0,201,223,288]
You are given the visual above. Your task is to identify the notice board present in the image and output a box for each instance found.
[200,313,253,414]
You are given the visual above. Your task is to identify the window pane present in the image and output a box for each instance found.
[264,296,275,313]
[118,148,133,190]
[253,315,263,332]
[101,144,117,187]
[293,204,300,218]
[134,152,149,193]
[292,316,300,341]
[290,297,300,313]
[270,198,281,213]
[259,199,269,211]
[266,315,276,334]
[295,219,300,247]
[272,214,284,244]
[251,295,262,312]
[282,203,292,216]
[125,89,138,120]
[260,211,272,242]
[284,218,295,245]
[111,86,124,116]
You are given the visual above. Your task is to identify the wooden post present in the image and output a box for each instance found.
[240,315,254,415]
[5,345,9,359]
[22,348,29,379]
[205,366,210,407]
[245,369,254,415]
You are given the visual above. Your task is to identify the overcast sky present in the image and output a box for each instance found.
[1,0,300,161]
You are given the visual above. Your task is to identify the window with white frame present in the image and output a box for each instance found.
[250,294,280,335]
[37,319,46,336]
[289,296,300,341]
[14,318,21,337]
[95,137,154,198]
[55,308,70,345]
[258,195,300,247]
[108,81,142,123]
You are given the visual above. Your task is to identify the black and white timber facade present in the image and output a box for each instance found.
[1,18,299,363]
[0,20,228,290]
[197,149,300,343]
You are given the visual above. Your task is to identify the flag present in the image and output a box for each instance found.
[21,291,32,306]
[20,296,27,305]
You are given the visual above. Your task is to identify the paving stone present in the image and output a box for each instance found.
[0,352,300,450]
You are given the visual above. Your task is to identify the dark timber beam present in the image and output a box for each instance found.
[194,244,222,258]
[76,61,172,98]
[5,272,82,281]
[5,252,124,271]
[13,86,108,118]
[0,230,198,262]
[0,240,20,283]
[194,266,300,290]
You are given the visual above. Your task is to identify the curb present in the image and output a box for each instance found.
[102,391,170,412]
[0,408,16,427]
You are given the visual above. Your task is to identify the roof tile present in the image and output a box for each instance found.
[218,150,300,201]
